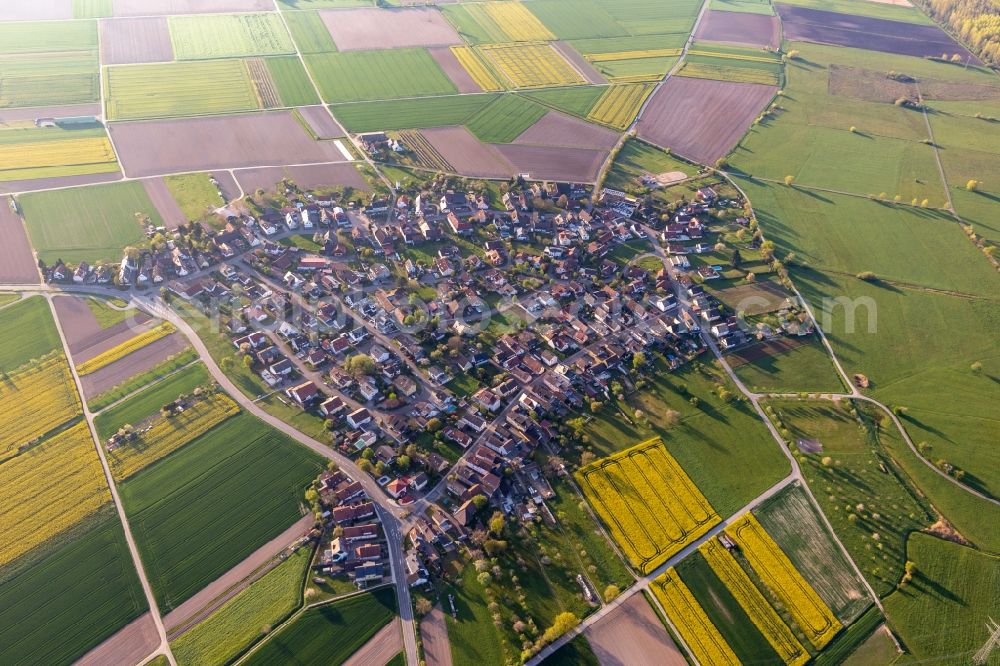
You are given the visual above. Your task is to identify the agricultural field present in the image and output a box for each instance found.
[306,48,457,102]
[731,338,845,394]
[480,43,586,89]
[89,349,199,411]
[525,0,629,40]
[678,55,782,86]
[105,59,261,121]
[576,437,720,573]
[264,56,321,106]
[587,82,655,129]
[0,516,147,666]
[330,94,498,133]
[244,587,397,665]
[94,363,210,438]
[395,130,453,172]
[451,46,504,91]
[171,547,310,666]
[120,413,324,610]
[0,296,61,371]
[0,126,118,183]
[883,533,1000,664]
[0,421,109,570]
[465,94,547,143]
[168,13,294,60]
[768,400,932,596]
[603,137,696,194]
[164,173,225,221]
[283,9,337,53]
[0,354,82,461]
[523,85,608,117]
[727,513,843,649]
[0,51,99,110]
[650,568,741,665]
[76,321,175,375]
[442,2,553,44]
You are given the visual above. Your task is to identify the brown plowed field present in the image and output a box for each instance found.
[53,295,153,359]
[320,7,462,51]
[420,606,453,666]
[343,621,402,666]
[514,111,619,150]
[0,197,40,284]
[100,17,174,65]
[212,171,241,202]
[234,163,367,195]
[552,41,608,85]
[80,332,189,398]
[0,171,123,195]
[584,594,686,666]
[110,112,347,178]
[76,613,159,666]
[777,4,982,63]
[637,76,777,165]
[142,177,187,228]
[112,0,272,16]
[494,144,608,182]
[695,10,780,49]
[298,106,346,139]
[0,0,71,20]
[421,126,515,178]
[429,47,484,94]
[0,105,101,124]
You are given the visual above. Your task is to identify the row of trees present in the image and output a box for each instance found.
[914,0,1000,65]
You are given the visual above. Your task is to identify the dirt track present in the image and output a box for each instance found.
[142,178,187,228]
[638,76,777,165]
[80,332,189,398]
[320,7,461,51]
[513,111,619,150]
[420,606,453,666]
[76,613,159,666]
[584,594,685,666]
[110,112,347,178]
[343,620,403,666]
[695,10,780,49]
[0,197,40,284]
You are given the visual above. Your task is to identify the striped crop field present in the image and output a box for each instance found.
[108,392,240,482]
[482,1,555,42]
[586,48,683,63]
[0,134,117,182]
[651,568,740,665]
[76,322,175,376]
[701,539,810,665]
[727,513,842,649]
[587,82,655,129]
[480,43,585,89]
[105,60,260,121]
[451,46,504,91]
[168,13,294,60]
[576,437,719,573]
[0,421,110,569]
[0,354,82,460]
[678,61,781,85]
[397,130,453,172]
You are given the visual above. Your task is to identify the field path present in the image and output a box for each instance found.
[46,294,177,666]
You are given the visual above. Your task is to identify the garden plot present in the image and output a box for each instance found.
[100,17,174,64]
[694,10,781,49]
[638,76,777,164]
[111,112,346,178]
[319,7,461,51]
[576,437,720,573]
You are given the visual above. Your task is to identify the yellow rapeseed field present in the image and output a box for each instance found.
[0,354,82,459]
[109,392,240,481]
[0,421,110,568]
[482,1,555,42]
[701,538,810,665]
[576,438,719,573]
[651,568,740,665]
[480,43,585,89]
[0,137,116,172]
[587,82,656,129]
[76,321,176,376]
[586,48,683,63]
[727,513,842,649]
[451,46,504,92]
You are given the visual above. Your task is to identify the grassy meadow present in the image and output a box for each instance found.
[329,94,497,132]
[0,296,61,370]
[306,49,457,103]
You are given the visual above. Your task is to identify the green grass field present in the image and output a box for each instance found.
[164,173,225,221]
[526,0,629,40]
[883,533,999,663]
[89,349,198,411]
[0,20,96,54]
[522,85,607,117]
[0,53,99,109]
[0,516,146,665]
[594,0,701,36]
[265,56,321,106]
[709,0,775,15]
[105,60,260,121]
[168,13,294,60]
[94,363,211,440]
[769,399,932,596]
[0,296,60,371]
[120,413,324,611]
[72,0,113,18]
[675,551,782,664]
[172,547,310,666]
[592,56,677,82]
[283,10,337,53]
[306,49,457,103]
[466,94,547,143]
[245,587,397,665]
[733,338,846,394]
[604,137,695,193]
[569,33,689,55]
[329,94,497,132]
[445,564,508,665]
[19,180,158,265]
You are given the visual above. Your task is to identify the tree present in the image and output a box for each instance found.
[971,361,983,374]
[344,353,376,378]
[730,248,742,268]
[396,455,411,471]
[477,571,492,587]
[783,175,795,186]
[471,494,488,511]
[488,511,506,536]
[632,351,647,370]
[415,598,433,616]
[821,456,834,467]
[966,179,979,191]
[541,612,580,645]
[856,271,878,282]
[849,126,858,133]
[604,585,620,602]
